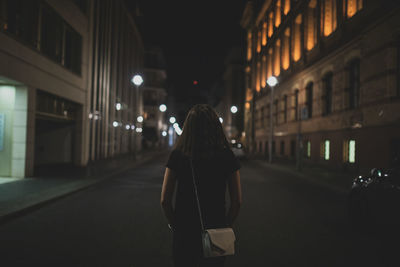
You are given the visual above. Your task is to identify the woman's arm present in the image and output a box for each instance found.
[160,167,177,227]
[226,170,242,227]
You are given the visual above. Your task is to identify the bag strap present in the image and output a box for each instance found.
[190,158,205,232]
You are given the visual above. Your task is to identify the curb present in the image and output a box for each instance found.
[0,151,167,225]
[251,160,352,195]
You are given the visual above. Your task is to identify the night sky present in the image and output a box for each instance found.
[132,0,247,104]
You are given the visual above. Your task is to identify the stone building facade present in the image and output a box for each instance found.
[241,0,400,173]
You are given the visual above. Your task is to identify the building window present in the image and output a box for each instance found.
[306,0,318,51]
[292,14,302,62]
[306,82,313,118]
[1,0,40,48]
[274,99,278,124]
[282,27,290,70]
[280,140,285,156]
[306,141,311,158]
[247,32,252,60]
[41,4,63,63]
[262,21,267,46]
[267,48,273,78]
[64,26,82,74]
[274,39,281,76]
[344,0,363,18]
[348,59,360,109]
[294,89,299,121]
[283,0,290,15]
[321,0,337,36]
[283,94,287,123]
[261,107,265,128]
[268,12,274,37]
[275,0,281,28]
[321,140,330,160]
[343,139,356,163]
[257,29,262,53]
[322,72,333,115]
[261,55,267,88]
[256,61,261,92]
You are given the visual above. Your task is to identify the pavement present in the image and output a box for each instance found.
[0,149,169,224]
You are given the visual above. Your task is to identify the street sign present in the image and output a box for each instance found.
[0,113,4,151]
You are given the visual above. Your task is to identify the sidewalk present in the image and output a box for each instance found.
[251,158,356,194]
[0,149,168,224]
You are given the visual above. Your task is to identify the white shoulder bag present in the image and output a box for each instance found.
[190,159,236,258]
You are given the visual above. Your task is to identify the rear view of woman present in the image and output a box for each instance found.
[161,104,242,267]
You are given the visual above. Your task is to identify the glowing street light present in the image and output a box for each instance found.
[131,74,143,86]
[230,106,238,114]
[162,131,167,137]
[113,121,119,128]
[267,76,278,87]
[219,117,223,123]
[137,116,143,123]
[159,104,167,112]
[115,103,122,111]
[125,124,130,130]
[169,116,176,124]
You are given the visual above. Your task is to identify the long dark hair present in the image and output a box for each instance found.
[175,104,230,158]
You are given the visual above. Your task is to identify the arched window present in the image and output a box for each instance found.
[275,0,281,28]
[268,12,274,37]
[283,94,288,123]
[294,89,299,121]
[262,55,267,88]
[306,0,318,51]
[306,82,313,118]
[282,27,290,70]
[322,72,333,115]
[292,14,302,62]
[274,39,281,76]
[283,0,290,15]
[247,32,252,60]
[321,0,337,36]
[348,59,360,109]
[344,0,363,18]
[262,21,267,46]
[267,48,273,78]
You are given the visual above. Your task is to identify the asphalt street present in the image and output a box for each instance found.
[0,155,397,267]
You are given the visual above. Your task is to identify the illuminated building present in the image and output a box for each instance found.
[241,0,400,172]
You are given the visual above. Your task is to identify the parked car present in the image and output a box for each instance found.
[231,142,246,159]
[348,166,400,231]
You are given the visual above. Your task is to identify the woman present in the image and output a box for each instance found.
[161,104,242,267]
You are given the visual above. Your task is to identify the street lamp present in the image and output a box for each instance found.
[169,116,176,124]
[230,106,238,114]
[159,104,167,112]
[267,76,278,164]
[131,74,143,86]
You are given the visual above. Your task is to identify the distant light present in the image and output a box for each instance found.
[88,113,93,119]
[137,116,144,123]
[162,131,167,137]
[113,121,119,127]
[237,143,242,148]
[136,127,143,133]
[131,125,135,130]
[267,76,278,87]
[173,123,179,128]
[116,103,122,111]
[230,106,238,114]
[349,140,356,163]
[169,117,176,123]
[324,140,330,160]
[219,117,223,123]
[193,80,198,85]
[94,114,99,120]
[231,140,236,144]
[159,104,167,112]
[125,124,130,130]
[132,74,143,86]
